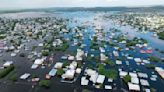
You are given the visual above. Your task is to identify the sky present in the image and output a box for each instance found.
[0,0,164,10]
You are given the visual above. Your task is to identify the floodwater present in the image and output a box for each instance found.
[0,11,164,92]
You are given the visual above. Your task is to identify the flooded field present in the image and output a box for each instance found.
[0,11,164,92]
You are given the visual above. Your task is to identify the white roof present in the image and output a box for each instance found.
[20,73,30,80]
[140,79,149,86]
[138,72,148,78]
[34,59,44,65]
[76,68,82,74]
[127,57,133,60]
[143,60,150,64]
[61,56,67,60]
[128,82,140,91]
[54,62,63,69]
[76,49,84,56]
[113,51,119,56]
[85,69,97,76]
[150,77,157,81]
[108,78,113,82]
[155,67,164,71]
[76,49,84,61]
[3,61,13,67]
[134,58,142,63]
[145,89,151,92]
[69,64,76,70]
[131,77,139,84]
[48,69,57,76]
[38,43,43,46]
[11,53,16,57]
[99,47,105,53]
[31,64,39,69]
[116,60,122,65]
[105,85,112,89]
[81,77,89,85]
[76,56,82,61]
[90,73,98,83]
[129,72,138,77]
[62,69,75,79]
[100,53,108,61]
[70,61,77,69]
[155,67,164,79]
[96,75,105,84]
[68,56,75,60]
[119,71,128,77]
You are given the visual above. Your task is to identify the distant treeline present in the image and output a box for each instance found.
[0,6,164,14]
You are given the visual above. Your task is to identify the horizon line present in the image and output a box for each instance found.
[0,5,164,11]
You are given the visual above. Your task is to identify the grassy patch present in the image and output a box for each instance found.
[39,80,50,88]
[0,65,15,78]
[157,32,164,40]
[123,75,131,83]
[149,56,160,62]
[56,69,64,76]
[104,59,115,67]
[97,64,118,79]
[145,64,155,69]
[8,71,18,82]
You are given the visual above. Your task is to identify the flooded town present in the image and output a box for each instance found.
[0,6,164,92]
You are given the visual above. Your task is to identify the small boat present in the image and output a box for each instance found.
[140,50,146,53]
[146,50,152,53]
